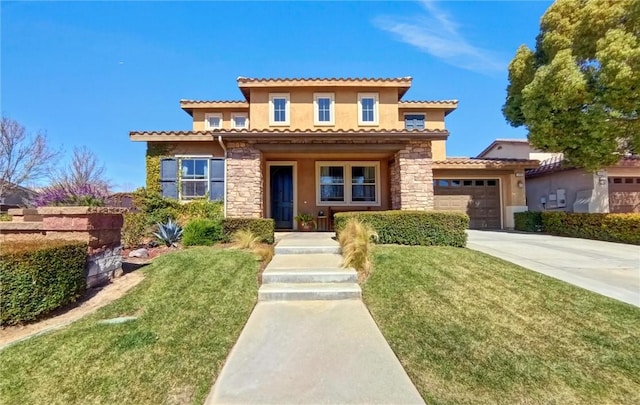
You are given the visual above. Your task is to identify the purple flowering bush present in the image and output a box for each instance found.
[35,183,109,207]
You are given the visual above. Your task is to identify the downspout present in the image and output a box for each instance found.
[217,135,228,218]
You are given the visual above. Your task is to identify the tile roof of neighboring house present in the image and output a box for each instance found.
[180,100,248,104]
[476,138,532,158]
[236,76,414,99]
[179,100,249,115]
[433,157,540,169]
[399,100,458,104]
[525,154,640,178]
[130,128,450,142]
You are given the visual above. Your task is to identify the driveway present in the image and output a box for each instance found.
[467,230,640,307]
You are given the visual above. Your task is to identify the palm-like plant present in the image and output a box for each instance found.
[154,219,183,247]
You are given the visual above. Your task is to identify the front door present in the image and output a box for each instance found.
[270,165,294,229]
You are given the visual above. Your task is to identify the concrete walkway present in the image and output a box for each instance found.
[205,232,424,404]
[467,230,640,307]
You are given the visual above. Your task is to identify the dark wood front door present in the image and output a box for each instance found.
[270,166,294,229]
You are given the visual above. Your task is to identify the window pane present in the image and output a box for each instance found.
[320,166,344,184]
[208,117,220,128]
[463,180,473,186]
[234,116,246,128]
[352,185,376,201]
[361,98,374,122]
[273,98,287,122]
[194,160,208,178]
[487,180,497,186]
[318,98,331,122]
[352,166,375,183]
[181,181,207,198]
[320,185,344,202]
[475,180,485,186]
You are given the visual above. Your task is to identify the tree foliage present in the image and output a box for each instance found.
[503,0,640,171]
[0,117,59,199]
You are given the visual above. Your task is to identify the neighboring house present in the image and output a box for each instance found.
[526,155,640,213]
[477,139,640,213]
[0,183,39,211]
[130,77,537,230]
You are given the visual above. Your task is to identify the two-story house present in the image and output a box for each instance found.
[130,77,537,229]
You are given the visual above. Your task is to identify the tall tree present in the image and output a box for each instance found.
[0,117,59,200]
[503,0,640,171]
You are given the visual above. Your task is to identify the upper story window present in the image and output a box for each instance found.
[358,93,379,125]
[314,93,335,125]
[269,93,290,126]
[205,113,222,129]
[231,113,248,129]
[404,114,425,130]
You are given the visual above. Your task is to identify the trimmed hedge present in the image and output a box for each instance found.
[222,218,275,244]
[0,240,87,325]
[542,212,640,245]
[334,211,469,247]
[183,218,224,246]
[514,211,543,232]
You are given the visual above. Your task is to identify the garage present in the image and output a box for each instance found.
[434,179,501,229]
[608,177,640,213]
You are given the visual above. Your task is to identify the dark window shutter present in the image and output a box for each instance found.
[209,158,225,201]
[160,158,178,199]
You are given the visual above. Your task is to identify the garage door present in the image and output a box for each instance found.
[434,179,501,229]
[608,177,640,213]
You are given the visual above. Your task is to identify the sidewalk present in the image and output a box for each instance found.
[205,232,424,404]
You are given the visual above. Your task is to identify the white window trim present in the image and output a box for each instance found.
[358,93,379,126]
[313,92,335,126]
[176,155,212,201]
[231,112,249,129]
[204,113,223,130]
[315,161,381,206]
[269,93,290,126]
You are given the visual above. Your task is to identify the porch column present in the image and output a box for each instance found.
[391,141,434,210]
[226,142,263,217]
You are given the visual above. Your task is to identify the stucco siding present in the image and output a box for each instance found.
[525,170,609,212]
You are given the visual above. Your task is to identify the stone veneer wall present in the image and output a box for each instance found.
[0,207,126,287]
[226,141,263,217]
[391,141,434,210]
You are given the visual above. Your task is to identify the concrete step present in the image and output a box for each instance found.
[267,253,344,269]
[258,283,361,301]
[274,245,341,255]
[262,269,357,284]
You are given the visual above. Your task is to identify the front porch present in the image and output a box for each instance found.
[225,140,436,230]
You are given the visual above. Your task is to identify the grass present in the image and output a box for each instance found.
[364,246,640,405]
[0,247,259,405]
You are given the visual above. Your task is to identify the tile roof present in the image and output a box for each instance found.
[130,128,450,142]
[433,157,540,169]
[526,154,640,177]
[180,100,247,104]
[399,100,458,104]
[236,76,413,83]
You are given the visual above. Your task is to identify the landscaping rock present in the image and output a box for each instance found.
[129,248,149,258]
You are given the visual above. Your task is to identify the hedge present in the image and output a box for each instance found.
[222,218,275,244]
[183,218,224,246]
[541,212,640,245]
[334,211,469,247]
[514,211,543,232]
[0,240,87,325]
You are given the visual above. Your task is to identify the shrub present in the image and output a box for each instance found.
[514,211,544,232]
[0,213,11,221]
[34,183,108,207]
[337,218,378,282]
[222,218,275,244]
[541,212,640,245]
[177,199,224,223]
[122,212,147,248]
[132,188,181,225]
[334,211,469,247]
[154,219,183,247]
[183,218,223,246]
[0,240,87,325]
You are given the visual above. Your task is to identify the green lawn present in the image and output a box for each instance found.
[364,246,640,405]
[0,247,259,405]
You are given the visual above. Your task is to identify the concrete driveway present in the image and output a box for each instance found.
[467,230,640,307]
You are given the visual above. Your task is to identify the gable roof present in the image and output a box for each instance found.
[476,139,530,158]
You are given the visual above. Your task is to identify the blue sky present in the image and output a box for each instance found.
[2,0,552,191]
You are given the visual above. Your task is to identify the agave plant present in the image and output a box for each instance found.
[153,219,183,247]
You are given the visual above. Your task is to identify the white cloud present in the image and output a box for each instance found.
[373,0,505,75]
